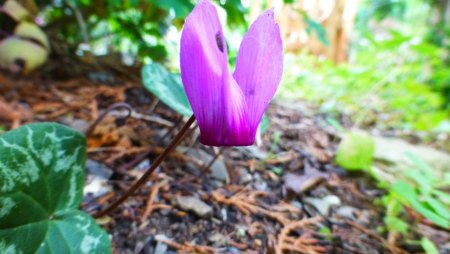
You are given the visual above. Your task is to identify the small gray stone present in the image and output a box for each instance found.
[290,200,303,210]
[159,208,171,216]
[210,179,224,188]
[283,170,327,194]
[237,146,268,160]
[208,233,228,246]
[155,234,169,241]
[227,247,241,253]
[238,168,253,184]
[304,195,341,216]
[69,119,90,133]
[154,241,168,254]
[86,159,113,179]
[173,195,213,218]
[83,176,112,198]
[186,150,229,183]
[221,208,228,221]
[372,136,450,183]
[136,159,151,171]
[84,158,114,198]
[335,206,357,220]
[253,173,268,191]
[208,233,222,242]
[210,161,229,183]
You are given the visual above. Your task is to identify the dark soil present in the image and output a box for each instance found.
[1,70,447,254]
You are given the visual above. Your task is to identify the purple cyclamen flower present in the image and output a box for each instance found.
[180,0,283,146]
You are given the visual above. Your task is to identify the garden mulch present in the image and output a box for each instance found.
[0,69,448,254]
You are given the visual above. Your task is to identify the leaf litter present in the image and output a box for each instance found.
[0,70,448,253]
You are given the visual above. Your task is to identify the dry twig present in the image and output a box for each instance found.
[213,187,326,254]
[346,220,408,254]
[212,187,301,225]
[276,217,325,254]
[140,181,167,222]
[158,239,217,254]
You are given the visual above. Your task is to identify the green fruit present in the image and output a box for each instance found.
[14,22,50,50]
[0,37,48,73]
[3,0,30,21]
[335,132,375,171]
[0,21,50,73]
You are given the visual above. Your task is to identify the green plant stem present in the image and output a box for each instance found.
[93,115,196,218]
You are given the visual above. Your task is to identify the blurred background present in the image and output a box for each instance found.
[1,0,449,133]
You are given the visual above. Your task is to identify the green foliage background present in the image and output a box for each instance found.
[34,0,449,133]
[37,0,246,61]
[280,0,449,131]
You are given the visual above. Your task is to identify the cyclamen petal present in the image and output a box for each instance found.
[234,9,283,134]
[180,0,283,146]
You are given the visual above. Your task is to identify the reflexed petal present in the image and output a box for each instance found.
[180,0,251,146]
[233,9,283,134]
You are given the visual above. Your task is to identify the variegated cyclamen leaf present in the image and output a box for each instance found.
[0,123,111,254]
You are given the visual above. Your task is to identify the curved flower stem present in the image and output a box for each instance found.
[93,115,196,218]
[85,102,133,137]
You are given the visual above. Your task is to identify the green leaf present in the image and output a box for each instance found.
[270,166,283,175]
[405,152,434,180]
[404,170,432,195]
[384,216,408,233]
[421,237,439,254]
[301,12,329,46]
[142,63,193,116]
[259,114,270,134]
[391,181,449,228]
[335,132,374,171]
[153,0,194,19]
[384,196,403,216]
[410,198,449,228]
[0,123,111,254]
[426,198,450,220]
[433,189,450,204]
[326,117,345,132]
[138,44,167,62]
[391,181,417,203]
[215,0,247,29]
[318,226,332,240]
